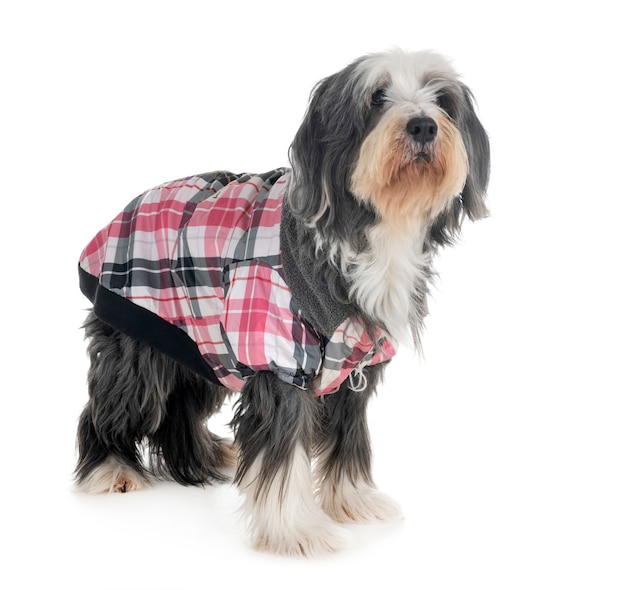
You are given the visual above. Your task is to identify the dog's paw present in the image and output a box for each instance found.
[252,516,351,557]
[243,481,352,556]
[239,445,351,557]
[319,480,403,524]
[76,457,150,494]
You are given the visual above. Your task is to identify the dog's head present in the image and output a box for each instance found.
[288,50,490,247]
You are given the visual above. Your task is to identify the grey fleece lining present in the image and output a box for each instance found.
[279,199,356,338]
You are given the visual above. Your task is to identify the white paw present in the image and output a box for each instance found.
[252,516,351,557]
[76,457,150,494]
[319,478,403,524]
[239,445,351,557]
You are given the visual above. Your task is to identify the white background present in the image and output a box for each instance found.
[1,1,624,588]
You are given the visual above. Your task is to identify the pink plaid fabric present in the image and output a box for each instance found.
[79,169,395,395]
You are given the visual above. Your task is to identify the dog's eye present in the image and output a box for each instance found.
[435,92,456,118]
[371,88,387,107]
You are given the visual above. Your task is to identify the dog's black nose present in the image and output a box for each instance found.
[406,117,438,144]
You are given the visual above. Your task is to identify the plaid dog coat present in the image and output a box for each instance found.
[79,169,395,395]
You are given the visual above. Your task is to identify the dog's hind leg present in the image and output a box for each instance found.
[75,409,150,494]
[314,364,403,524]
[75,312,231,493]
[75,314,160,493]
[231,372,349,556]
[147,368,233,486]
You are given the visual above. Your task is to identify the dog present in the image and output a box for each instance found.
[75,49,490,556]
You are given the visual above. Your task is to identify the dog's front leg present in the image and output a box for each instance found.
[231,372,349,557]
[315,364,403,524]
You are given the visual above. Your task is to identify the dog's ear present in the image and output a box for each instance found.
[428,85,490,247]
[288,63,372,236]
[458,85,490,221]
[287,78,330,223]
